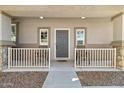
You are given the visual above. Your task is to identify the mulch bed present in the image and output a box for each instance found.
[77,71,124,86]
[0,72,48,88]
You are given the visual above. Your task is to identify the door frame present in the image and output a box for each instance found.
[54,28,70,60]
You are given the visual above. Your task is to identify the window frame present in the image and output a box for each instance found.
[38,27,50,47]
[74,27,87,47]
[11,23,17,44]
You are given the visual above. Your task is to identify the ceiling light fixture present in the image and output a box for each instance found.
[81,17,86,19]
[40,16,44,19]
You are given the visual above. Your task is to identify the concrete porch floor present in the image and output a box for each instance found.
[2,60,121,72]
[2,60,74,72]
[51,61,121,71]
[2,61,121,72]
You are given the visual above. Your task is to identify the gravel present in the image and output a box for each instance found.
[0,72,48,88]
[77,71,124,86]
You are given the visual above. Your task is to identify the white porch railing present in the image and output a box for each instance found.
[75,48,116,68]
[8,48,50,68]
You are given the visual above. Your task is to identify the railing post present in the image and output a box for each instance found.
[49,48,50,68]
[74,48,76,69]
[114,48,116,68]
[0,48,2,71]
[8,47,11,69]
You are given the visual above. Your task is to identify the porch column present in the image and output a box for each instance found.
[0,11,13,71]
[111,13,124,69]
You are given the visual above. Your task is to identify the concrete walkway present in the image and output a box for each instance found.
[42,61,82,88]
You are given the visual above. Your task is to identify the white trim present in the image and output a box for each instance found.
[76,28,85,46]
[39,28,49,45]
[54,28,70,60]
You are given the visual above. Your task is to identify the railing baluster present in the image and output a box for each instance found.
[36,49,37,67]
[21,49,22,67]
[80,50,82,67]
[110,49,111,67]
[74,48,76,68]
[11,48,12,67]
[28,49,30,66]
[46,50,48,67]
[44,49,45,67]
[95,49,97,67]
[17,49,19,67]
[105,49,107,67]
[83,50,85,67]
[86,49,88,67]
[101,49,103,67]
[34,49,35,67]
[114,48,116,68]
[95,49,96,67]
[81,50,83,67]
[106,49,108,67]
[91,49,93,66]
[79,49,81,67]
[27,49,28,67]
[9,48,10,68]
[45,49,46,67]
[96,49,98,67]
[38,49,40,67]
[99,49,101,67]
[26,49,28,67]
[39,49,41,67]
[41,49,42,67]
[49,48,50,68]
[77,50,79,67]
[15,49,16,67]
[23,49,25,67]
[89,49,91,67]
[20,49,21,67]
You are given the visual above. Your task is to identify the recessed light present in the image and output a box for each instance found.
[40,16,44,19]
[81,17,86,19]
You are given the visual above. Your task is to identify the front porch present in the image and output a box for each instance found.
[0,6,124,71]
[1,47,120,72]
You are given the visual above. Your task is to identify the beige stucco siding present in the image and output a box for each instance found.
[1,14,11,41]
[18,18,113,60]
[113,15,123,41]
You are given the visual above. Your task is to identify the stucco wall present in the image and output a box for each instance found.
[17,18,113,60]
[113,15,123,41]
[0,13,11,41]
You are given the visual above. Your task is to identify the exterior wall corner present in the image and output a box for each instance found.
[111,40,124,69]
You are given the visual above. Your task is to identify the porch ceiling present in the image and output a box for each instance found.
[0,5,124,18]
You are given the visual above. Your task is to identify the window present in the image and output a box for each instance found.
[39,28,49,46]
[10,24,17,43]
[75,28,86,47]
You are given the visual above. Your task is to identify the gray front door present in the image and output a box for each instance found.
[56,30,68,58]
